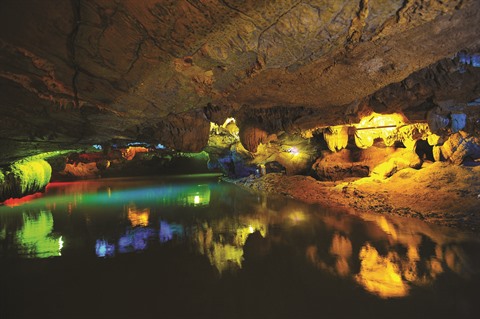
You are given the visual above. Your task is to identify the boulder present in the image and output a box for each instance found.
[371,149,422,179]
[440,132,480,164]
[313,147,422,181]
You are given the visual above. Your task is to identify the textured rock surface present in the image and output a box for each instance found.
[231,161,480,230]
[370,149,422,179]
[312,146,420,181]
[440,132,480,164]
[0,159,52,202]
[1,0,480,163]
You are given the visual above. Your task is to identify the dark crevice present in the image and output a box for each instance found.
[68,0,81,108]
[68,0,90,145]
[219,0,260,28]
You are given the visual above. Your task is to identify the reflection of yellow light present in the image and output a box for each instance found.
[127,206,150,227]
[235,221,267,246]
[210,243,244,274]
[355,243,408,298]
[376,216,398,240]
[289,211,307,224]
[194,218,268,274]
[330,233,352,258]
[194,195,200,204]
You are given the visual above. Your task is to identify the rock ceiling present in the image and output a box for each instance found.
[1,0,480,164]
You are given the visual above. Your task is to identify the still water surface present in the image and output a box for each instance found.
[1,175,479,318]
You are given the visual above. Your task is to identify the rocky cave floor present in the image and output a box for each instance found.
[227,161,480,233]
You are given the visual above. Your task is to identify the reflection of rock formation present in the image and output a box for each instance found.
[127,204,150,227]
[118,228,155,254]
[306,213,477,299]
[15,210,63,258]
[355,243,409,298]
[159,221,184,243]
[95,239,115,258]
[193,217,268,274]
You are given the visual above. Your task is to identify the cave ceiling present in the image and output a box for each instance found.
[1,0,480,164]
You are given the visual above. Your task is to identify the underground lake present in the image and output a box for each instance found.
[1,174,479,319]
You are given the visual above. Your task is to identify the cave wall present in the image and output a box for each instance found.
[1,0,480,165]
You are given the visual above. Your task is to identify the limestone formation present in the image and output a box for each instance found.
[324,126,349,152]
[1,0,480,164]
[371,149,422,179]
[440,132,480,165]
[0,159,52,202]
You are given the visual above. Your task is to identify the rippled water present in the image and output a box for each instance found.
[1,175,479,318]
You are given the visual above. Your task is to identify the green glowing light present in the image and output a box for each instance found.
[186,184,211,206]
[6,159,52,196]
[16,210,62,258]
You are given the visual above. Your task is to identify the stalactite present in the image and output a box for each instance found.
[324,125,349,152]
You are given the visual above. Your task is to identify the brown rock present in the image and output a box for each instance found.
[239,123,268,153]
[440,132,480,165]
[153,111,210,152]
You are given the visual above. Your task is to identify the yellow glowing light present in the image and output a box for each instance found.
[355,243,409,298]
[210,117,239,136]
[193,217,268,274]
[194,195,200,204]
[354,113,406,149]
[235,220,267,246]
[127,205,150,227]
[376,216,398,240]
[288,147,299,156]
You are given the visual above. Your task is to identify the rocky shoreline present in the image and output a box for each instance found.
[225,162,480,233]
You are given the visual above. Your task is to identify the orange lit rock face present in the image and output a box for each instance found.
[1,1,480,163]
[121,147,149,161]
[313,146,422,181]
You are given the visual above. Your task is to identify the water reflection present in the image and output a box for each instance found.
[15,210,63,258]
[95,239,115,257]
[193,217,268,273]
[127,204,150,227]
[306,213,478,298]
[1,176,479,302]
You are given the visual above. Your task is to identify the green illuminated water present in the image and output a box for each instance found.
[1,175,479,319]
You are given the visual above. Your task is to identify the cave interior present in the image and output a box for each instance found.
[1,0,480,224]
